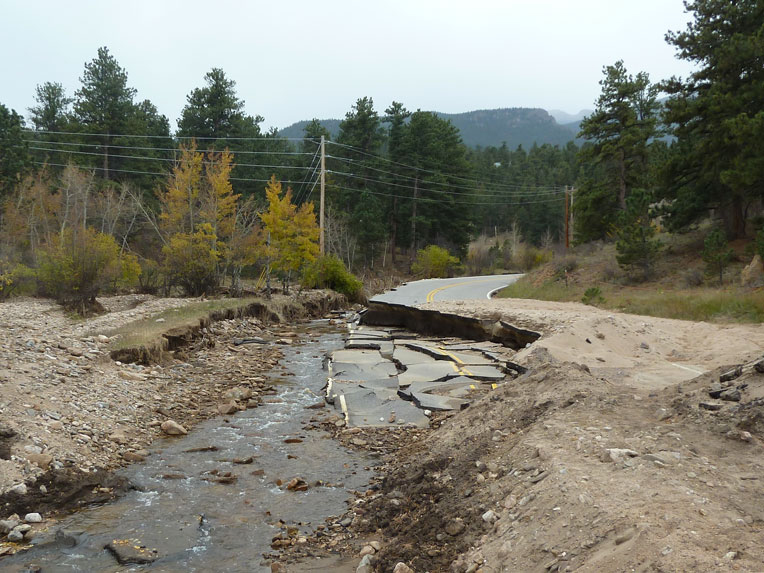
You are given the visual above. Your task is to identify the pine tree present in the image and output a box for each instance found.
[662,0,764,238]
[73,47,136,179]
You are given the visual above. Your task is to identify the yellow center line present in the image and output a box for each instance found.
[425,278,502,303]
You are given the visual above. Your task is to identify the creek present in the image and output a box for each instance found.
[1,320,374,572]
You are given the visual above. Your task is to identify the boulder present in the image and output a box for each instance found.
[160,420,187,436]
[218,401,239,415]
[741,254,764,287]
[105,539,159,564]
[26,453,53,469]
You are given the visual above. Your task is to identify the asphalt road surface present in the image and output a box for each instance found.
[371,273,522,306]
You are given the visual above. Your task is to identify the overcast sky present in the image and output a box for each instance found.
[1,0,695,131]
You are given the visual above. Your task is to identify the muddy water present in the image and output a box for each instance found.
[2,321,374,572]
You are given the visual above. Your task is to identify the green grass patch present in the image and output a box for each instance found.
[499,278,764,323]
[106,297,262,351]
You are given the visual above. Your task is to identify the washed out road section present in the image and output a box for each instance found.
[371,274,521,306]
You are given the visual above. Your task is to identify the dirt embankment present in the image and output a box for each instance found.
[333,299,764,572]
[0,291,346,520]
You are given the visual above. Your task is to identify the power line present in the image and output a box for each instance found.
[33,162,315,186]
[23,139,314,156]
[326,153,563,194]
[327,169,565,198]
[326,140,568,192]
[29,146,316,171]
[24,129,311,141]
[327,183,566,206]
[293,148,322,204]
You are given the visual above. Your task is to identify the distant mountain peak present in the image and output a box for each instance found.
[548,109,593,124]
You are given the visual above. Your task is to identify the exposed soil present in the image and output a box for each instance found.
[291,298,764,572]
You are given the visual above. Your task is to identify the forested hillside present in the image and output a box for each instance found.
[0,0,762,305]
[279,108,579,149]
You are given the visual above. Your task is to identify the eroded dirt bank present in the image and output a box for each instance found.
[0,291,345,523]
[311,299,764,572]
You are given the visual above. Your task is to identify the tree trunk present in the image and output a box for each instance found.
[720,194,747,239]
[618,149,626,210]
[103,134,110,180]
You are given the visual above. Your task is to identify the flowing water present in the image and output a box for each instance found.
[1,321,374,572]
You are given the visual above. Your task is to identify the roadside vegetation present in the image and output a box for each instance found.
[498,225,764,324]
[0,1,761,323]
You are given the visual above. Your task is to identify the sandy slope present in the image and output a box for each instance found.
[351,299,764,572]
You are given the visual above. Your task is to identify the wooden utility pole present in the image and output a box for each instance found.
[319,136,326,255]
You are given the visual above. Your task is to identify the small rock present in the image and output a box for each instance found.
[26,453,53,469]
[482,510,498,524]
[109,431,129,444]
[723,551,738,561]
[393,563,415,573]
[286,477,309,491]
[615,527,636,545]
[0,519,19,534]
[503,494,517,509]
[708,382,723,398]
[105,539,159,564]
[699,402,723,411]
[445,519,466,536]
[97,335,110,343]
[720,366,743,383]
[10,483,28,495]
[600,448,639,464]
[24,513,42,523]
[369,541,382,551]
[123,451,147,462]
[160,420,187,435]
[359,545,376,557]
[720,388,741,402]
[218,401,239,415]
[7,529,24,542]
[357,554,373,573]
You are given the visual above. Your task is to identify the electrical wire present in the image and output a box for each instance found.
[22,139,314,156]
[33,162,313,186]
[326,183,565,206]
[327,169,565,198]
[326,140,568,191]
[326,154,563,195]
[29,146,316,171]
[24,129,312,142]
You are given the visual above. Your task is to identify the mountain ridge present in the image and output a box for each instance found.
[277,107,583,149]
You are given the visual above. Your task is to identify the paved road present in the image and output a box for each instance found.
[371,273,522,306]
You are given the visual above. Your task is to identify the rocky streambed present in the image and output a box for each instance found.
[0,316,381,571]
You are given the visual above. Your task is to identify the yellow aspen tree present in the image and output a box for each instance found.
[201,149,239,282]
[260,174,319,292]
[160,142,203,237]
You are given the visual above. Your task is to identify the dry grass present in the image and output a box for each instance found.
[497,228,764,324]
[107,297,261,351]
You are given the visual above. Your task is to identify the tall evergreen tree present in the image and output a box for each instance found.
[28,82,72,133]
[73,47,137,179]
[334,97,386,265]
[0,104,30,196]
[178,68,267,197]
[662,0,764,238]
[575,61,659,241]
[177,68,263,141]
